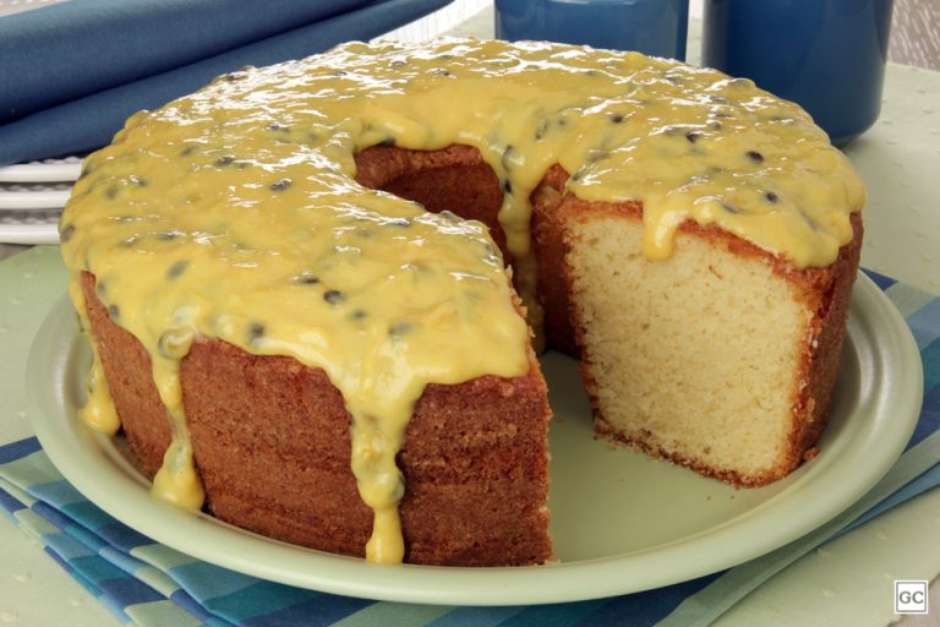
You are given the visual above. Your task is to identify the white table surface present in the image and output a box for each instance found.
[1,2,939,626]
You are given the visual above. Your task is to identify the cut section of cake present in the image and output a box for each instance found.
[556,200,861,485]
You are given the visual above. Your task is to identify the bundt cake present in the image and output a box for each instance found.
[59,39,864,566]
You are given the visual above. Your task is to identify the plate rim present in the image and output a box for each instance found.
[26,273,923,606]
[0,222,59,245]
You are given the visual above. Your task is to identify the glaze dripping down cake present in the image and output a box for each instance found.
[59,39,864,566]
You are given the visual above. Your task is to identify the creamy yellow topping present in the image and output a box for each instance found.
[69,280,121,436]
[60,38,863,564]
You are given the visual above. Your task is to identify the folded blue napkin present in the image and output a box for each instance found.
[0,0,376,123]
[1,269,938,626]
[0,0,452,166]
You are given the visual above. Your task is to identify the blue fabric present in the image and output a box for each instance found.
[0,0,453,165]
[0,488,24,514]
[910,353,940,448]
[0,0,374,123]
[841,461,940,536]
[577,575,719,626]
[30,479,86,507]
[170,588,229,625]
[0,436,40,463]
[0,271,938,626]
[861,267,896,291]
[32,499,75,531]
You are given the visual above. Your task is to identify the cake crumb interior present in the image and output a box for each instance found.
[565,214,807,481]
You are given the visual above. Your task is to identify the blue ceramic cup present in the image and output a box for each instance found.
[495,0,690,61]
[703,0,894,146]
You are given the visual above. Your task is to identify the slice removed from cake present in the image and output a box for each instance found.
[555,199,861,485]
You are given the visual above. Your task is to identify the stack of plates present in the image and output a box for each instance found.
[0,158,80,244]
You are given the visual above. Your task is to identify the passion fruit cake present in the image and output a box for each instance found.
[60,39,863,566]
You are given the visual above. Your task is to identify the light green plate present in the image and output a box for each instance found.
[26,273,922,606]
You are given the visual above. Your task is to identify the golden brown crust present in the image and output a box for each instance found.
[81,271,553,566]
[356,144,509,254]
[785,213,863,476]
[531,165,580,356]
[82,272,171,477]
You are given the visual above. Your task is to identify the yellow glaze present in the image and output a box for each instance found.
[68,278,121,435]
[60,39,863,564]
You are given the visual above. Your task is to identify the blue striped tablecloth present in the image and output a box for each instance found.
[1,268,938,627]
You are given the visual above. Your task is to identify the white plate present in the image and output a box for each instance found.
[0,161,81,184]
[0,189,71,211]
[26,273,922,606]
[0,213,60,245]
[0,158,79,245]
[0,186,68,244]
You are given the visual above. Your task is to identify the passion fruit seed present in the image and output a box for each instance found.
[324,289,345,304]
[166,260,190,280]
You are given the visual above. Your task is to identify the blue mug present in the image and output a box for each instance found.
[703,0,894,146]
[495,0,690,61]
